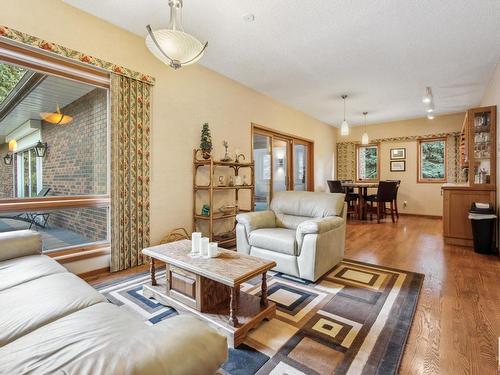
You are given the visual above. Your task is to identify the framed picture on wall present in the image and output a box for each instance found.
[390,160,406,172]
[390,148,406,160]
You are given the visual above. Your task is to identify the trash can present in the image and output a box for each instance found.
[468,203,496,254]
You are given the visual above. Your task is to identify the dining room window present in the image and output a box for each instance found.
[418,138,447,183]
[356,144,379,181]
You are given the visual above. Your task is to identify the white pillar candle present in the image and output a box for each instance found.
[201,237,209,257]
[191,232,202,255]
[208,242,219,258]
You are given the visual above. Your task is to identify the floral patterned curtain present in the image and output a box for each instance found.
[110,74,151,272]
[336,143,356,180]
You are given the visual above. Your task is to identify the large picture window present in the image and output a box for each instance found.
[0,56,110,255]
[418,138,447,182]
[356,144,379,181]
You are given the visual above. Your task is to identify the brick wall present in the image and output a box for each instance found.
[0,143,14,199]
[41,88,108,242]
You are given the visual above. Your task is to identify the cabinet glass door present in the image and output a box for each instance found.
[471,110,494,185]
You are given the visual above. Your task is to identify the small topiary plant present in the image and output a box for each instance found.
[200,123,212,159]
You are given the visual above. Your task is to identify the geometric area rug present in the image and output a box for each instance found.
[95,259,423,375]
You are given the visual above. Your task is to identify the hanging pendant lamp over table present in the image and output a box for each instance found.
[361,111,369,145]
[146,0,208,70]
[340,94,350,136]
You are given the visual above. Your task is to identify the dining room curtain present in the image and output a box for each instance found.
[110,74,152,272]
[446,134,461,183]
[336,143,356,180]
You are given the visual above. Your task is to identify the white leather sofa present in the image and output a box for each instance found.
[236,191,346,282]
[0,230,227,375]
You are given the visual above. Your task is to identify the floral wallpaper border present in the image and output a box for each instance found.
[337,131,462,182]
[0,26,155,85]
[336,132,461,145]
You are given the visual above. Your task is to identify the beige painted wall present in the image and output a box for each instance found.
[1,0,336,255]
[336,113,464,216]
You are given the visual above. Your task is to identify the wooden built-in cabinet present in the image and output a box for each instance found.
[442,105,497,247]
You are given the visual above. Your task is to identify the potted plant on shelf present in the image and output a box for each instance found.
[200,123,213,159]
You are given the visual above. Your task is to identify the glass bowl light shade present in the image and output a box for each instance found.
[146,29,206,67]
[40,112,73,125]
[361,132,369,145]
[340,120,349,136]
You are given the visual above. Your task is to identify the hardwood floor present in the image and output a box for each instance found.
[346,215,500,375]
[86,216,500,375]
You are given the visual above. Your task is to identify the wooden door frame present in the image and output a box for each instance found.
[251,124,314,204]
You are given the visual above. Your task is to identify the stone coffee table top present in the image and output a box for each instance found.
[142,239,276,287]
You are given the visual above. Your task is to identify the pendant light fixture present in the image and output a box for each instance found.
[146,0,208,70]
[340,94,350,136]
[40,105,73,125]
[361,112,369,145]
[422,86,436,118]
[422,87,433,104]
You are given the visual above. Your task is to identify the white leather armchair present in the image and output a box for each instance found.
[236,191,347,281]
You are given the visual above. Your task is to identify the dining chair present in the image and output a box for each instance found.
[366,181,398,223]
[327,180,358,217]
[327,180,343,193]
[385,180,401,218]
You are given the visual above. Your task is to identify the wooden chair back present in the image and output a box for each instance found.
[327,180,344,194]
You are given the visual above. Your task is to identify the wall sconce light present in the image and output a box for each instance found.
[3,153,12,165]
[34,141,48,158]
[277,158,284,168]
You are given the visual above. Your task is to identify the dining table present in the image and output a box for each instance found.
[341,181,379,220]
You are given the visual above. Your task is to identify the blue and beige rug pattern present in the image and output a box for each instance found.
[95,259,423,375]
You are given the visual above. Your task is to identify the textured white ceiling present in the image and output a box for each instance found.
[63,0,500,126]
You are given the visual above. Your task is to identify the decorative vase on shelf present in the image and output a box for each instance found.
[221,140,232,162]
[201,204,210,216]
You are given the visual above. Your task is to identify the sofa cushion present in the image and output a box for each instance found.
[271,191,345,229]
[0,230,41,262]
[0,272,107,347]
[0,304,227,375]
[0,254,66,292]
[249,228,297,256]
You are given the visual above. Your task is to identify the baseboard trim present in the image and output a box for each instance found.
[78,266,110,279]
[400,213,442,219]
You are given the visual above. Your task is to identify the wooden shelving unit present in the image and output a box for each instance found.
[193,149,255,248]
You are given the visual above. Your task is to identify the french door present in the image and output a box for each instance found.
[252,125,313,211]
[16,148,43,198]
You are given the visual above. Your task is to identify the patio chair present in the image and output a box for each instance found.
[0,187,51,227]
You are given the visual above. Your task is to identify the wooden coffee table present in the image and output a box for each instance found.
[142,240,276,347]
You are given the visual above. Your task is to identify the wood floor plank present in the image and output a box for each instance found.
[87,216,500,374]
